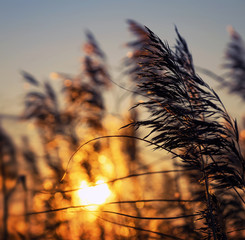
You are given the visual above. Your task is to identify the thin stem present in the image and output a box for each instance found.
[38,169,193,194]
[60,134,185,182]
[97,210,200,220]
[203,172,217,240]
[26,199,200,215]
[96,214,184,240]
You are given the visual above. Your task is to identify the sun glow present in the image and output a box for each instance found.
[76,180,111,210]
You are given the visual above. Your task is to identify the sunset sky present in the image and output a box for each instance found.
[1,0,245,120]
[1,2,245,239]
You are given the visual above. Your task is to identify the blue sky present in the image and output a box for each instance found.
[1,0,245,120]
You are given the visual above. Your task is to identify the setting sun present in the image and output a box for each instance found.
[76,180,111,210]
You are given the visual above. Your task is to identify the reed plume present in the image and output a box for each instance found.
[126,20,245,239]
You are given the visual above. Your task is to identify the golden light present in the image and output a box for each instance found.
[76,179,111,210]
[240,129,245,140]
[49,72,60,80]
